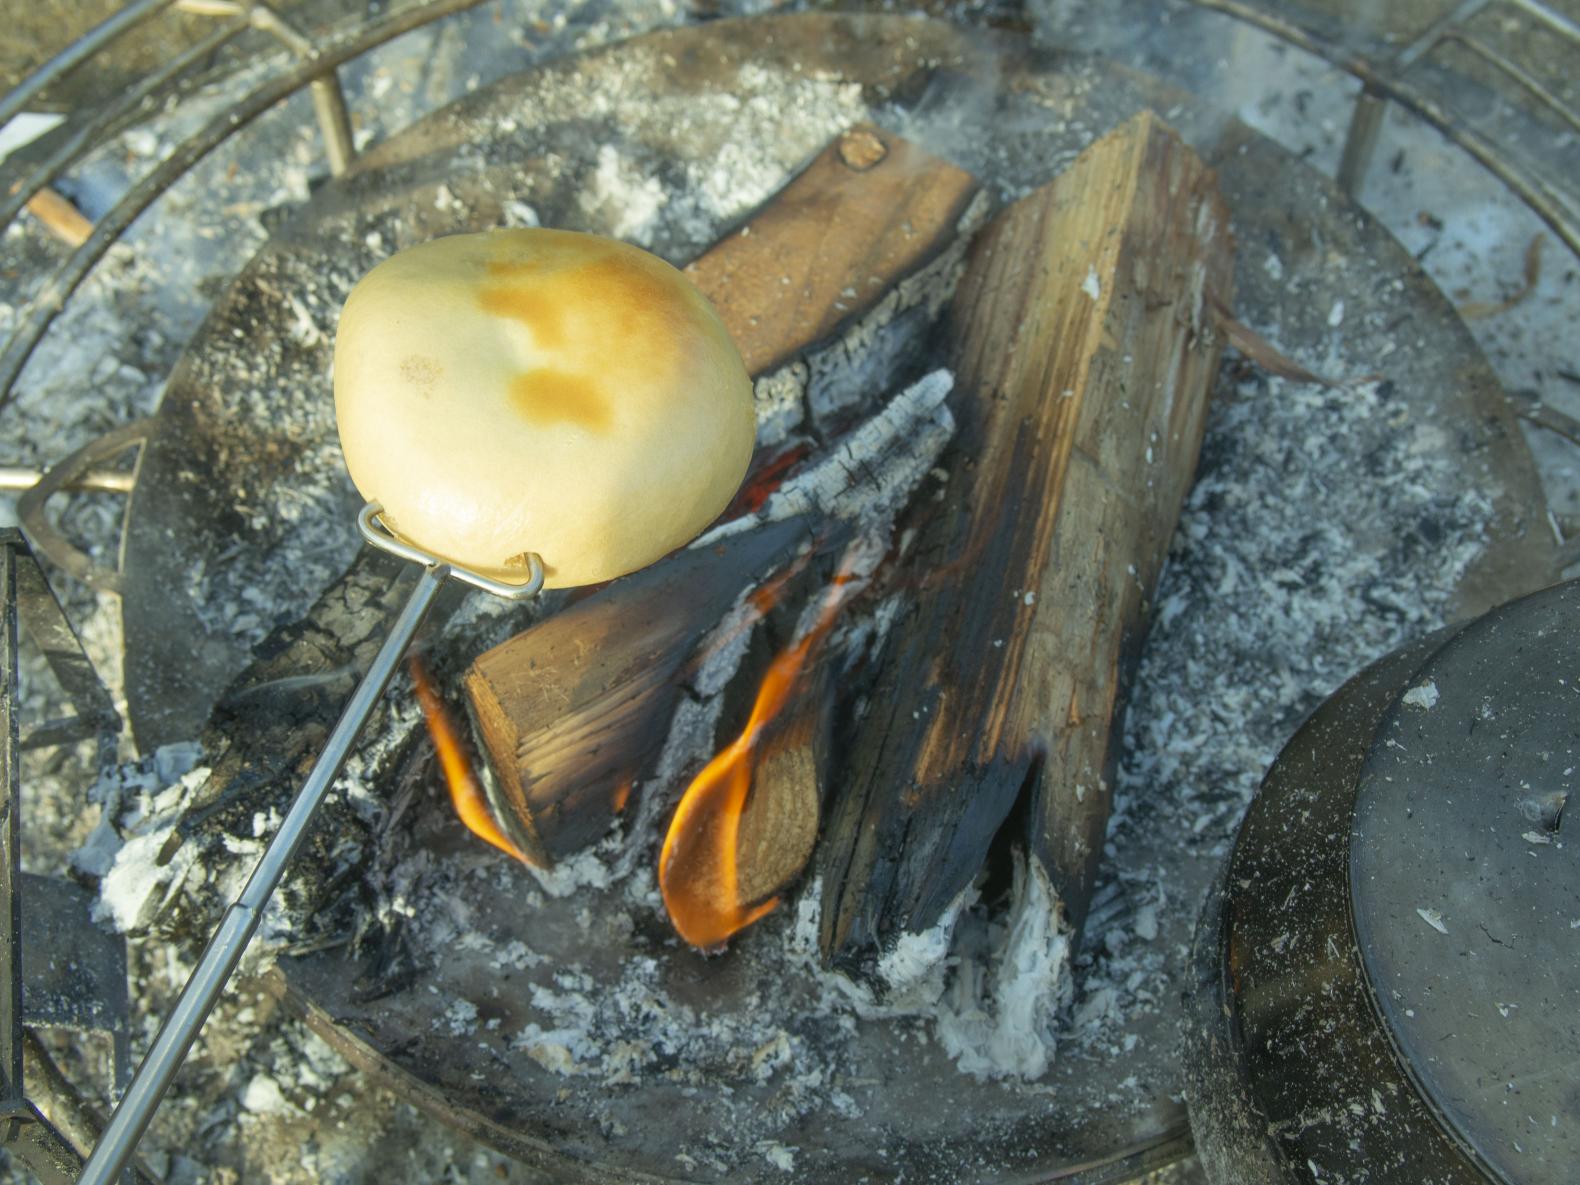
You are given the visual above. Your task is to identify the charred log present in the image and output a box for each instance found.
[463,517,813,867]
[818,111,1235,981]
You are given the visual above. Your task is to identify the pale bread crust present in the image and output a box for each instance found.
[334,229,755,587]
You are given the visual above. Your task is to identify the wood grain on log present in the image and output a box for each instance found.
[736,678,826,907]
[818,111,1235,979]
[684,125,979,379]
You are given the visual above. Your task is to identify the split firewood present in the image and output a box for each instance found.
[684,124,980,378]
[818,111,1235,980]
[464,127,980,868]
[656,541,853,946]
[467,364,955,878]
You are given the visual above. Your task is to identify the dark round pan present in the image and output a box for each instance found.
[1188,578,1579,1184]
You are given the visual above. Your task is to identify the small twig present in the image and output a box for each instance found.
[1507,389,1580,451]
[1210,298,1342,388]
[1458,234,1545,320]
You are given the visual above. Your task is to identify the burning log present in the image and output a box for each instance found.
[463,518,812,868]
[465,369,956,875]
[731,659,829,908]
[464,126,979,867]
[659,540,868,948]
[818,111,1235,979]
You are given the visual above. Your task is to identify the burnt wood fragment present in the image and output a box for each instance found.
[704,561,840,913]
[818,111,1235,979]
[732,646,831,909]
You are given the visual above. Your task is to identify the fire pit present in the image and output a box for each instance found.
[1,4,1572,1183]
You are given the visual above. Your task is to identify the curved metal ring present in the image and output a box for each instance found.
[356,503,546,601]
[16,417,154,594]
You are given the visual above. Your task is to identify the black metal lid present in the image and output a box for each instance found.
[1351,580,1579,1183]
[1188,580,1580,1183]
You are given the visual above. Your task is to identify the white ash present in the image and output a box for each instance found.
[822,886,970,1013]
[751,361,810,449]
[933,857,1072,1081]
[757,1141,797,1173]
[805,192,992,428]
[241,1073,290,1116]
[473,46,869,262]
[401,858,865,1107]
[1402,679,1441,710]
[1074,344,1497,1052]
[578,144,668,241]
[1117,364,1492,828]
[90,759,212,933]
[88,756,298,960]
[524,832,621,899]
[698,369,956,547]
[792,858,1074,1082]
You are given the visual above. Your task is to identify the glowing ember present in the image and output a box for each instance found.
[660,557,864,949]
[410,657,532,865]
[726,443,811,517]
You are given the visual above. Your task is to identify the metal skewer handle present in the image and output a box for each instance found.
[79,506,543,1185]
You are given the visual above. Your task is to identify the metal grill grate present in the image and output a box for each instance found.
[1,0,1577,1178]
[1194,0,1580,259]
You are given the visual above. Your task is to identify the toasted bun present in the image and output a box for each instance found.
[333,229,755,587]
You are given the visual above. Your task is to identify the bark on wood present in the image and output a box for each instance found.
[818,111,1235,980]
[465,128,979,866]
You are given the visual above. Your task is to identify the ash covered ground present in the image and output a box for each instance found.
[1,0,1575,1181]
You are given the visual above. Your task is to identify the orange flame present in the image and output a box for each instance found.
[410,657,531,865]
[659,561,862,949]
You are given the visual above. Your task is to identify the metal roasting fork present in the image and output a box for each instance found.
[78,504,545,1185]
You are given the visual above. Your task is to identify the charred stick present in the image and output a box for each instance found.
[465,518,815,866]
